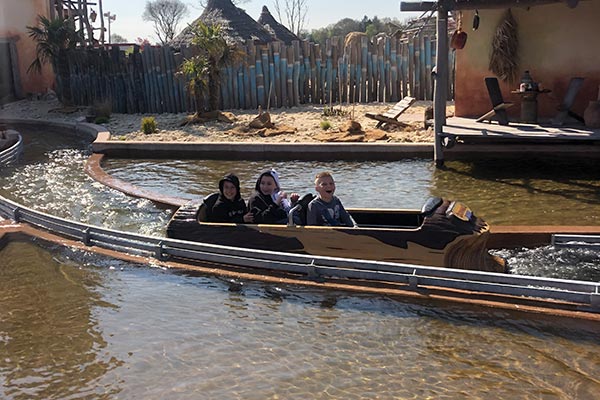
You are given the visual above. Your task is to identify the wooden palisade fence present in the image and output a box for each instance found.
[64,34,455,114]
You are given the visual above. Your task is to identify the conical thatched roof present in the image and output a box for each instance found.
[257,6,300,45]
[170,0,274,48]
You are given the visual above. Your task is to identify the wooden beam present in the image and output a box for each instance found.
[433,3,448,168]
[400,0,578,12]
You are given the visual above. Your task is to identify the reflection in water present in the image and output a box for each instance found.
[431,158,600,225]
[0,241,122,399]
[103,158,435,210]
[2,240,600,398]
[103,156,600,226]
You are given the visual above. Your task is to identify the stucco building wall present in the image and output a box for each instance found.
[454,1,600,120]
[0,0,55,97]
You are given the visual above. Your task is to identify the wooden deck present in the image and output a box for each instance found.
[442,117,600,159]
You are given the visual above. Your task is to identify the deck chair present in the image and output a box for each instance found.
[476,77,513,125]
[365,96,416,128]
[552,77,585,126]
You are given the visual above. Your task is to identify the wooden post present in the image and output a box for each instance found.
[434,4,448,168]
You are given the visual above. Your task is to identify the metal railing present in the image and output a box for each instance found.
[1,193,599,312]
[0,131,23,166]
[553,234,600,248]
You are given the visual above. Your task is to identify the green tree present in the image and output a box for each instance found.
[110,33,128,43]
[180,54,209,113]
[181,22,244,112]
[27,15,82,105]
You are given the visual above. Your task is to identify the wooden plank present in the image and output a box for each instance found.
[360,36,368,103]
[273,42,281,108]
[261,46,270,107]
[292,42,300,107]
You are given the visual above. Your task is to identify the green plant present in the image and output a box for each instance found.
[141,117,158,134]
[320,120,332,130]
[181,22,245,112]
[27,15,82,105]
[322,106,348,117]
[92,100,112,120]
[94,116,110,124]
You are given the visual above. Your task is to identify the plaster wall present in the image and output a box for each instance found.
[455,1,600,120]
[0,0,54,96]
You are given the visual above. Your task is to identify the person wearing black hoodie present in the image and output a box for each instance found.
[247,170,288,224]
[211,174,253,223]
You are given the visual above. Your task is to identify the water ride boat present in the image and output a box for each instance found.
[166,195,506,273]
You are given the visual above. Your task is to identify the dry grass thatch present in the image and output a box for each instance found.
[489,9,519,83]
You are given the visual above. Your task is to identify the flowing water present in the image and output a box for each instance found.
[1,124,600,399]
[1,240,599,400]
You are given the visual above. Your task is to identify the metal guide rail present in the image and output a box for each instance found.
[0,131,23,166]
[1,194,599,312]
[552,234,600,248]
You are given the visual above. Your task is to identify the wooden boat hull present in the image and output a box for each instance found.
[166,198,505,273]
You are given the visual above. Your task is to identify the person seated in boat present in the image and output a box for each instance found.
[269,168,300,213]
[247,170,291,224]
[211,173,254,223]
[307,171,357,227]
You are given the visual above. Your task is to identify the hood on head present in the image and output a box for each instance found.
[254,169,280,192]
[219,173,241,200]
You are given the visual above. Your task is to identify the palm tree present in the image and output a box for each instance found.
[27,15,82,105]
[180,55,209,113]
[184,22,244,112]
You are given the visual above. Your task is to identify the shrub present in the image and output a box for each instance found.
[141,116,158,134]
[92,100,112,120]
[320,120,332,130]
[94,116,110,124]
[322,106,348,117]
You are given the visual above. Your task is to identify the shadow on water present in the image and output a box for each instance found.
[431,157,600,225]
[176,268,600,346]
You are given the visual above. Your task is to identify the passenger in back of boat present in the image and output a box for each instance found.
[307,171,356,227]
[247,170,289,224]
[211,174,254,223]
[269,168,300,213]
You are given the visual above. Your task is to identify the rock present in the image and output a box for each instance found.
[249,111,274,128]
[364,129,388,141]
[341,120,363,133]
[262,125,297,137]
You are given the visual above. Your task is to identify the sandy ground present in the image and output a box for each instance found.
[1,98,455,143]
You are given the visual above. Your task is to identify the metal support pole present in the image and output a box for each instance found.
[433,4,448,168]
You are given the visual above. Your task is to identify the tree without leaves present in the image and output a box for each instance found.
[273,0,308,37]
[142,0,189,45]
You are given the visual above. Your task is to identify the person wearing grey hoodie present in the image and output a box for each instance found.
[211,174,253,223]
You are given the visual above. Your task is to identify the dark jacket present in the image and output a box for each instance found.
[211,174,248,223]
[247,171,287,224]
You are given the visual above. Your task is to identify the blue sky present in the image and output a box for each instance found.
[99,0,419,43]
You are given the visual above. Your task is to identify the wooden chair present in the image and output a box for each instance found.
[476,77,513,125]
[552,77,585,126]
[365,96,416,128]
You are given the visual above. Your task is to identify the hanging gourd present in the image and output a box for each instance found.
[473,10,480,31]
[489,9,519,83]
[451,11,468,49]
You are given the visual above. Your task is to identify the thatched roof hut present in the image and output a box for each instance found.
[257,6,300,45]
[170,0,274,48]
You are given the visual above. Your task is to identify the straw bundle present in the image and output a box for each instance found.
[489,9,519,83]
